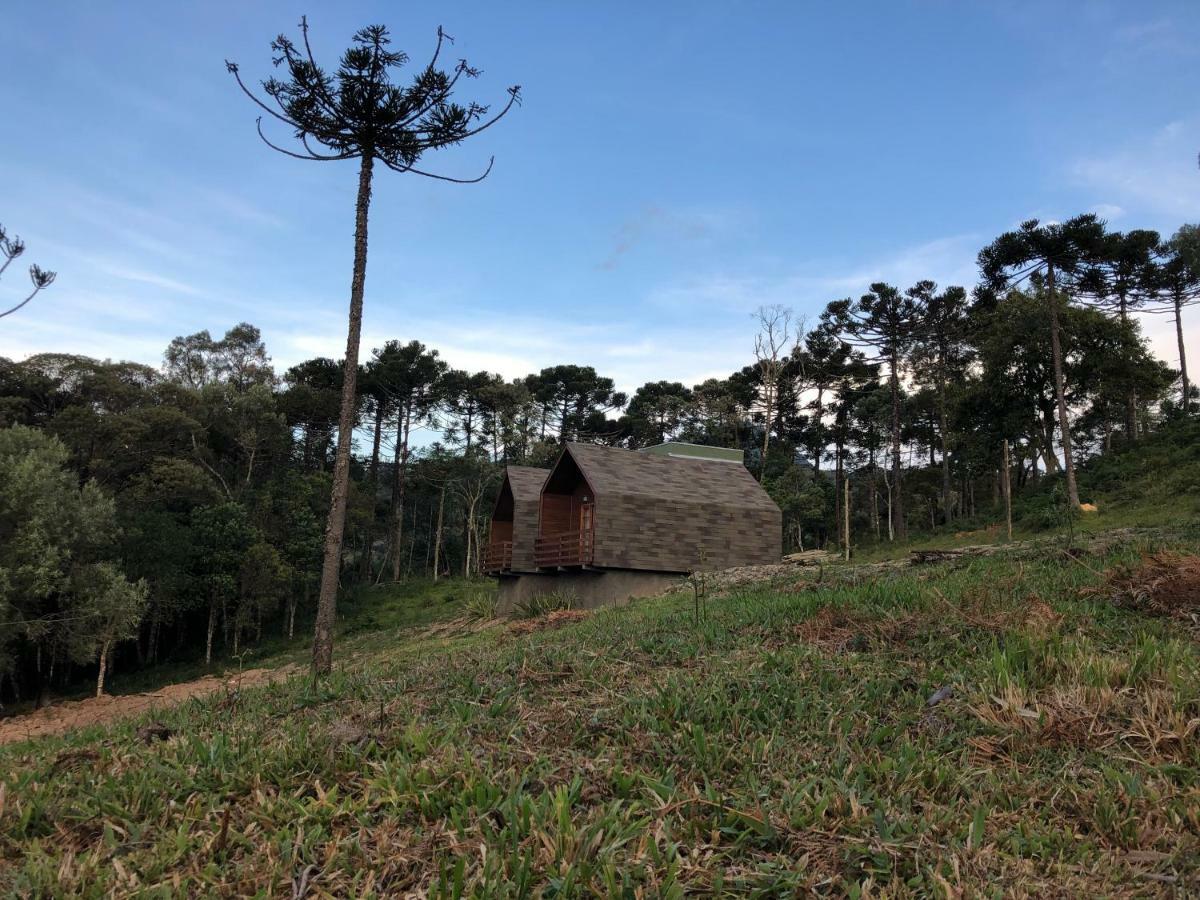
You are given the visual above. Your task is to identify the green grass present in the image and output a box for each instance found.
[45,577,495,704]
[853,420,1200,563]
[3,531,1199,895]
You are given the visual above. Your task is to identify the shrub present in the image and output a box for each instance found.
[464,589,498,621]
[513,590,576,618]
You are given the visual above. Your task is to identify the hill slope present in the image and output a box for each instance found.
[2,530,1199,895]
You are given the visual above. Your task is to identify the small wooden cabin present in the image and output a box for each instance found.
[482,466,549,575]
[535,442,782,573]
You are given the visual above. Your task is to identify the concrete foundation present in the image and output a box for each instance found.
[496,568,681,615]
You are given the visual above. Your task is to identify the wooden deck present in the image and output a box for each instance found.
[534,527,595,568]
[482,540,514,575]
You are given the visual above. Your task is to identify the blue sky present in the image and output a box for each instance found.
[1,1,1197,393]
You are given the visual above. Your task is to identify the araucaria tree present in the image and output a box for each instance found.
[909,282,970,524]
[0,222,55,320]
[824,283,923,541]
[1152,226,1200,411]
[978,215,1105,509]
[226,18,520,675]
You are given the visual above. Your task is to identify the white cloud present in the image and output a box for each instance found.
[1139,311,1199,388]
[645,233,981,318]
[603,339,657,358]
[0,312,166,364]
[1089,203,1125,222]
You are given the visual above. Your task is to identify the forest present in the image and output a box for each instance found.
[0,214,1197,706]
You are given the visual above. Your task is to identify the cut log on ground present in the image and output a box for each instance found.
[783,550,839,565]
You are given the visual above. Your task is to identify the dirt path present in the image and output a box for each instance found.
[0,665,299,747]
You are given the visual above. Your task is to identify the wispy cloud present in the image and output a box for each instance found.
[195,187,288,231]
[597,205,738,270]
[96,263,203,296]
[645,233,981,317]
[1070,119,1200,222]
[1107,17,1197,67]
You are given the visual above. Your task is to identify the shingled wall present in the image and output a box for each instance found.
[560,443,781,573]
[496,466,548,572]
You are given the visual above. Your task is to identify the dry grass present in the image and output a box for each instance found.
[508,609,592,635]
[1093,552,1200,621]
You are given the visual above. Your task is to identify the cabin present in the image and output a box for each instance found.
[482,466,549,575]
[485,442,782,612]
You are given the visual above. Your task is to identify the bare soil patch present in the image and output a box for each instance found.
[509,609,591,635]
[789,606,917,653]
[0,665,298,746]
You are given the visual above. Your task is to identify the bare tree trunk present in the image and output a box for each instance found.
[1176,292,1191,410]
[33,643,50,710]
[889,351,907,541]
[1002,439,1013,542]
[406,501,418,576]
[359,401,387,580]
[753,305,794,480]
[833,444,842,535]
[869,447,880,540]
[938,373,951,525]
[95,641,111,698]
[313,152,374,677]
[1038,410,1061,474]
[811,387,824,474]
[881,462,894,542]
[843,474,851,561]
[390,405,412,582]
[1119,297,1138,439]
[432,484,446,582]
[425,502,434,575]
[463,503,473,577]
[760,385,773,478]
[205,598,216,666]
[1045,266,1080,508]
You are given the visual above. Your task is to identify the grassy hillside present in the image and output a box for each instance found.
[3,529,1199,895]
[855,418,1200,562]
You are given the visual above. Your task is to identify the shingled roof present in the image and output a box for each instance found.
[506,465,549,502]
[564,442,777,512]
[546,443,782,573]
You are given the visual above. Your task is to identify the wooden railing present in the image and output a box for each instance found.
[482,540,513,575]
[534,528,594,568]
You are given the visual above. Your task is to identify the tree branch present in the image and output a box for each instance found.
[0,285,43,319]
[296,16,343,119]
[256,117,355,160]
[454,86,522,141]
[382,156,495,183]
[225,60,303,128]
[191,433,233,501]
